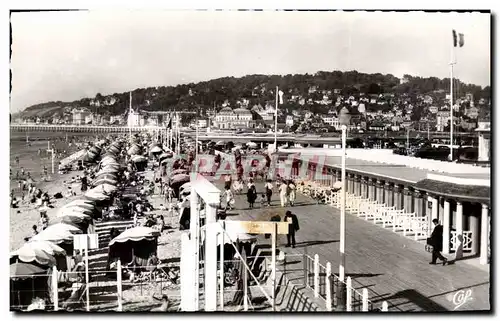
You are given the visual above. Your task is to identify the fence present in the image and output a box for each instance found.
[303,253,389,312]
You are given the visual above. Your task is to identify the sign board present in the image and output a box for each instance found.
[73,234,99,251]
[224,220,289,235]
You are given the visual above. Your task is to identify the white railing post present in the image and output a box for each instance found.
[51,266,58,311]
[117,259,123,311]
[362,288,369,311]
[346,277,352,312]
[314,254,319,298]
[326,262,332,311]
[382,301,389,311]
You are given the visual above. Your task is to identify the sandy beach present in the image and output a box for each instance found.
[9,131,94,251]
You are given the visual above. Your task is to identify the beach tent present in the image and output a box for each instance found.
[107,227,160,270]
[31,226,75,244]
[95,183,118,194]
[10,262,52,310]
[93,173,119,182]
[10,262,47,279]
[92,177,118,187]
[85,188,112,202]
[11,246,56,267]
[59,150,87,168]
[58,207,93,217]
[150,146,163,154]
[51,215,91,232]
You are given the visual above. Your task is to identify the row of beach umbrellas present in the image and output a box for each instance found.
[10,141,126,278]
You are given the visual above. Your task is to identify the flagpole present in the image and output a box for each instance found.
[129,92,132,142]
[449,33,455,162]
[274,86,278,153]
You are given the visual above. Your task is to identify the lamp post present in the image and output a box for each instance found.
[339,125,347,281]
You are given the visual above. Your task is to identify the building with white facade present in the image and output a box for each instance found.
[285,115,294,127]
[127,109,142,127]
[213,107,254,129]
[321,115,339,128]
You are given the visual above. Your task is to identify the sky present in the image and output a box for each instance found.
[10,10,490,112]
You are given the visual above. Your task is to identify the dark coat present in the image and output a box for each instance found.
[247,188,257,203]
[429,224,443,252]
[284,213,300,234]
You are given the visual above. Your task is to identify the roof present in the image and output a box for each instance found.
[415,179,490,204]
[233,108,252,115]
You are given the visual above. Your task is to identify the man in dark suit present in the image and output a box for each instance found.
[428,219,448,265]
[284,211,300,248]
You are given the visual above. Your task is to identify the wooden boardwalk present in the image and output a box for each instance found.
[216,181,491,312]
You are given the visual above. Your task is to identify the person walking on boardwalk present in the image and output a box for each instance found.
[288,180,296,206]
[224,186,235,211]
[279,180,288,207]
[428,219,448,265]
[264,179,274,206]
[284,210,299,248]
[247,185,257,209]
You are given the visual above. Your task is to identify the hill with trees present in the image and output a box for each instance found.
[19,70,491,118]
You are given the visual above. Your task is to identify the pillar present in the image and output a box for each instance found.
[469,210,479,255]
[431,196,438,221]
[455,201,464,259]
[403,187,413,213]
[443,199,451,255]
[414,190,425,217]
[480,204,489,265]
[354,176,361,196]
[347,174,353,194]
[394,185,403,210]
[384,182,393,207]
[368,179,375,201]
[361,177,368,199]
[376,180,384,204]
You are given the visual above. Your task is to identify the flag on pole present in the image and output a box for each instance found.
[452,30,465,47]
[278,90,284,104]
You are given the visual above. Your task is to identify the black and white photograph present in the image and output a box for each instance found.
[8,7,491,313]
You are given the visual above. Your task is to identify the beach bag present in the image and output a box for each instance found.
[425,237,433,252]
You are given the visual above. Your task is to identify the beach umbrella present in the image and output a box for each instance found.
[10,262,47,279]
[94,173,118,182]
[171,168,188,176]
[51,216,88,229]
[11,246,56,267]
[62,202,95,211]
[85,188,111,201]
[180,182,191,191]
[95,183,118,194]
[96,168,120,176]
[108,145,121,155]
[171,173,190,184]
[92,177,118,186]
[65,199,94,207]
[216,141,225,146]
[56,211,92,222]
[246,142,258,148]
[43,223,83,235]
[132,155,147,163]
[31,227,74,244]
[159,152,173,160]
[23,241,67,257]
[109,226,160,246]
[58,206,93,217]
[150,146,163,154]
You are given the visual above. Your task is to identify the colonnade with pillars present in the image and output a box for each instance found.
[326,168,490,265]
